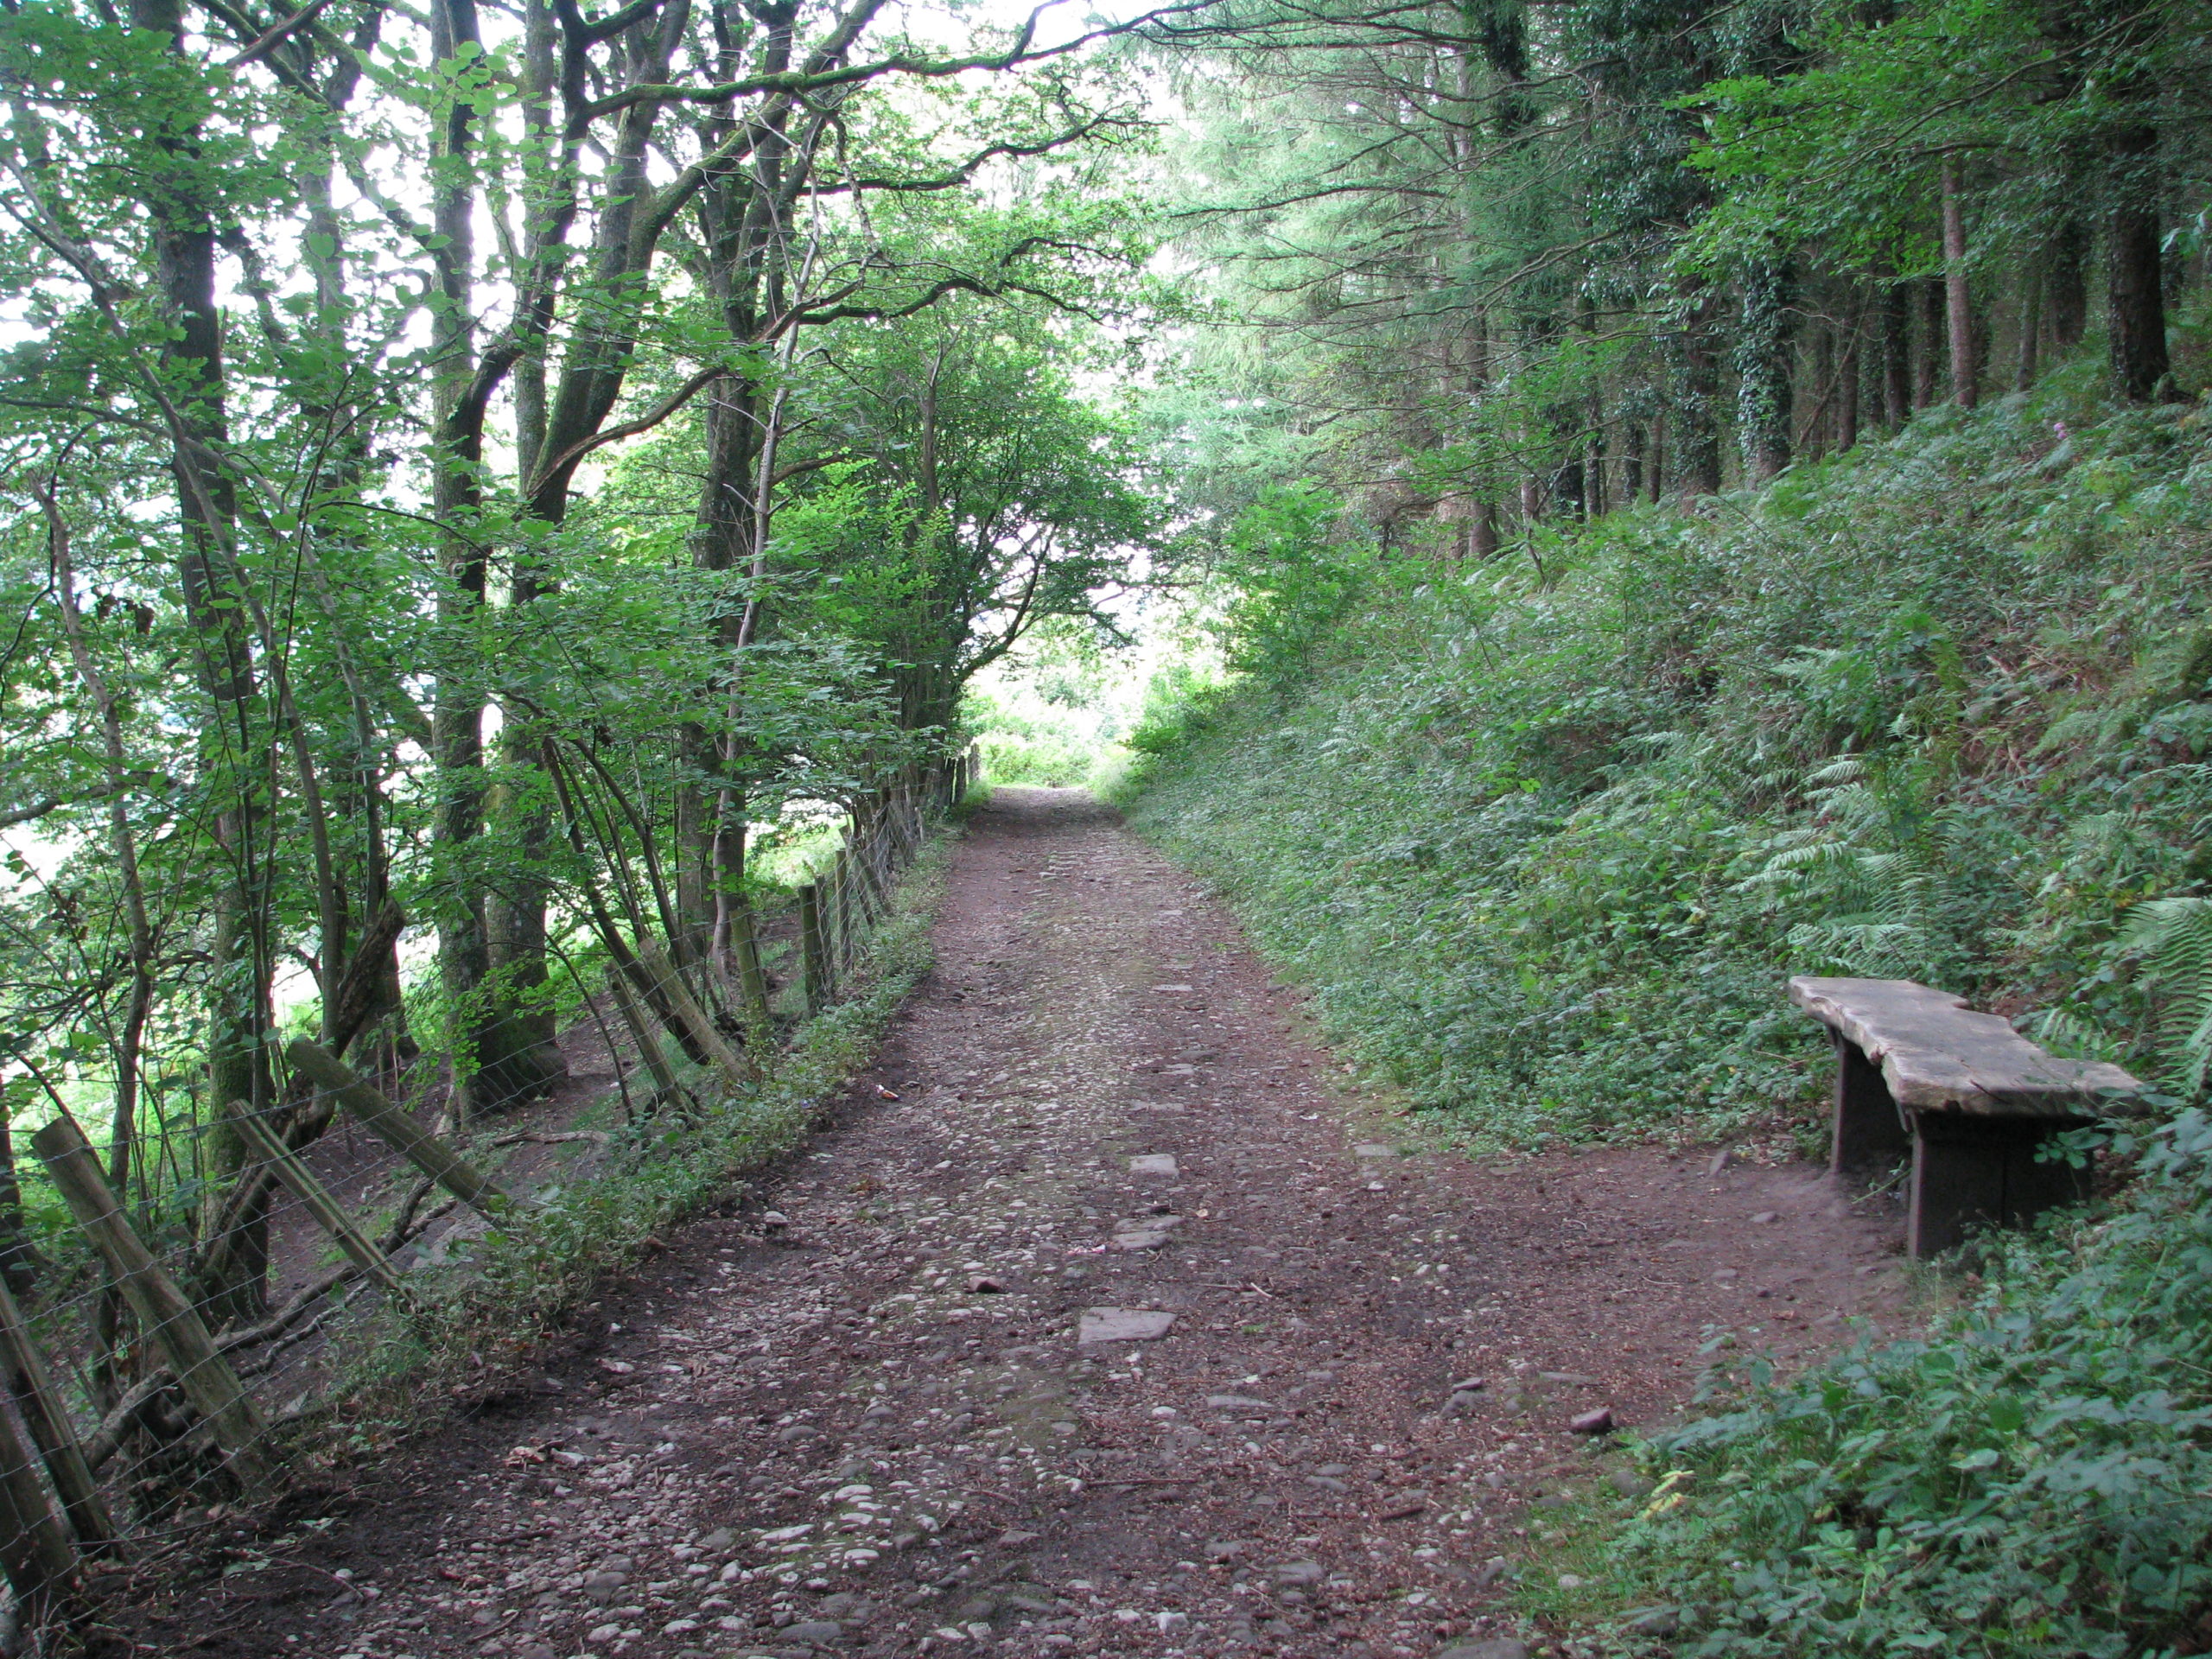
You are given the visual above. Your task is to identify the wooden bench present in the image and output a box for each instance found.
[1787,976,2140,1258]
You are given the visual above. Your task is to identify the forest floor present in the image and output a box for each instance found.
[162,787,1911,1659]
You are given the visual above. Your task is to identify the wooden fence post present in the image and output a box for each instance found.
[285,1042,511,1220]
[632,941,757,1093]
[831,850,856,968]
[729,903,772,1030]
[226,1109,410,1300]
[0,1389,86,1630]
[849,824,886,924]
[605,967,685,1102]
[31,1116,270,1494]
[798,884,830,1014]
[0,1282,115,1551]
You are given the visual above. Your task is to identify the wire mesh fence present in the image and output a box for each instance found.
[0,750,976,1647]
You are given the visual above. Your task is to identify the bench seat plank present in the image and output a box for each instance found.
[1788,976,2139,1117]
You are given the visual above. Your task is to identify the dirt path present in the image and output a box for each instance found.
[181,787,1905,1659]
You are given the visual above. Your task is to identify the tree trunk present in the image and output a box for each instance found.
[1912,280,1942,408]
[1809,323,1834,459]
[1881,283,1910,427]
[0,1122,39,1301]
[2049,218,2088,348]
[128,0,276,1325]
[1671,290,1723,497]
[1940,156,1978,408]
[1735,254,1795,481]
[2015,257,2044,391]
[481,0,693,1084]
[1469,502,1500,558]
[1836,318,1860,452]
[2106,125,2170,402]
[425,0,515,1126]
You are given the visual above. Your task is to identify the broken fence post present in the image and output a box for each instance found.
[284,1040,511,1220]
[604,965,686,1102]
[30,1116,270,1495]
[0,1384,87,1633]
[0,1281,115,1552]
[632,940,756,1093]
[226,1107,411,1301]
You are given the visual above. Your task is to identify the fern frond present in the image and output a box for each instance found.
[2120,897,2212,1090]
[1805,754,1869,789]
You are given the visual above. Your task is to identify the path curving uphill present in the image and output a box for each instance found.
[177,786,1903,1659]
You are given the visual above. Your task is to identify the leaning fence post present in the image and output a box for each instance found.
[605,967,686,1102]
[226,1108,410,1301]
[285,1041,511,1220]
[0,1387,87,1630]
[0,1281,115,1551]
[633,941,757,1093]
[798,884,830,1014]
[31,1116,270,1495]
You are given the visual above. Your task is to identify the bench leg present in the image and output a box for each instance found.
[1906,1114,2094,1259]
[1830,1032,1910,1174]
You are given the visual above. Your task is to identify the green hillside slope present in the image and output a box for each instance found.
[1124,385,2212,1150]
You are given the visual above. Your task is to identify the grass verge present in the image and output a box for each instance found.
[305,832,953,1469]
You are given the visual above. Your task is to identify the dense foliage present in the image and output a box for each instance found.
[1521,1105,2212,1657]
[1146,0,2212,550]
[1124,384,2212,1145]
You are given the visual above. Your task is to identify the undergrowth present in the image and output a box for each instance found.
[1120,384,2212,1149]
[1529,1111,2212,1658]
[313,836,951,1465]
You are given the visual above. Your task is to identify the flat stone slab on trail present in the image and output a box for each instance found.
[1078,1306,1177,1344]
[1128,1152,1179,1176]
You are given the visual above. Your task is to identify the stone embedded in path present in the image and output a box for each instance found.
[1128,1154,1179,1177]
[1109,1230,1168,1251]
[1439,1643,1531,1659]
[1151,983,1194,994]
[1077,1307,1176,1344]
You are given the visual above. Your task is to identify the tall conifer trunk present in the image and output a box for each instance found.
[2106,125,2170,402]
[1881,283,1910,428]
[2049,219,2088,348]
[1939,156,1978,407]
[1735,256,1795,480]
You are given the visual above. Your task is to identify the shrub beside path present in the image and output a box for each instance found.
[166,787,1908,1659]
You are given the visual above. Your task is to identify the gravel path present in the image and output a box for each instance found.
[179,786,1905,1659]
